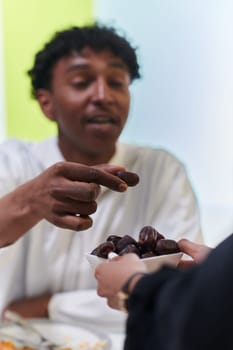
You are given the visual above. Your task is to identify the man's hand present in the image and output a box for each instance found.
[25,162,134,231]
[0,162,139,246]
[3,294,51,319]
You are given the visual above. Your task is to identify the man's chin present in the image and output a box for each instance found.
[85,122,120,135]
[85,141,117,162]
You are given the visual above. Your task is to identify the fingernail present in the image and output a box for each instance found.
[119,183,128,191]
[108,252,118,260]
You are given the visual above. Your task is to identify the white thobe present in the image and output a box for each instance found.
[0,138,202,332]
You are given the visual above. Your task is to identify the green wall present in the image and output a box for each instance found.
[3,0,93,140]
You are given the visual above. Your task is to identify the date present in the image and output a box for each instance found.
[116,171,140,186]
[91,225,180,259]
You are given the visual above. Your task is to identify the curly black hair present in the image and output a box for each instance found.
[28,23,141,97]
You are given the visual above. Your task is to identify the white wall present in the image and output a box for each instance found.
[0,0,6,141]
[95,0,233,246]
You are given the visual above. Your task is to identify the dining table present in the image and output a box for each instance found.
[0,317,126,350]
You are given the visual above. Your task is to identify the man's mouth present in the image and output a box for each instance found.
[85,115,118,125]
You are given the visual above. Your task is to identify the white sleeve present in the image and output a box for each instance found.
[151,162,203,243]
[48,290,127,333]
[0,239,26,318]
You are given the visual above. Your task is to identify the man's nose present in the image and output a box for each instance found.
[91,78,113,103]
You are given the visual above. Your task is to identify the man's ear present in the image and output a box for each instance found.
[36,89,56,121]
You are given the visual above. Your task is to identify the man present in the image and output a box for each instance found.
[0,24,202,331]
[95,237,233,349]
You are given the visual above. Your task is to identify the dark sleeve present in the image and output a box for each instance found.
[124,233,233,350]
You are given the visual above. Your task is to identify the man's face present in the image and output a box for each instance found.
[39,48,131,161]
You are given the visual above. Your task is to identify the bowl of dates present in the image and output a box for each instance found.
[86,226,183,272]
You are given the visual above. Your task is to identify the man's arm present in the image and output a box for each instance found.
[0,162,137,247]
[3,294,51,319]
[1,162,139,318]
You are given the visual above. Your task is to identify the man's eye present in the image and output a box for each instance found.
[72,80,90,88]
[109,80,124,88]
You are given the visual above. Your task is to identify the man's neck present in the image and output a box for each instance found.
[58,141,116,166]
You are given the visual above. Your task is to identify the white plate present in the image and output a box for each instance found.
[86,251,183,273]
[0,319,111,350]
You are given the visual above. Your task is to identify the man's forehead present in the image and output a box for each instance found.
[55,47,129,73]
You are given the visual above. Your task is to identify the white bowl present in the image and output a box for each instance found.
[86,252,183,273]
